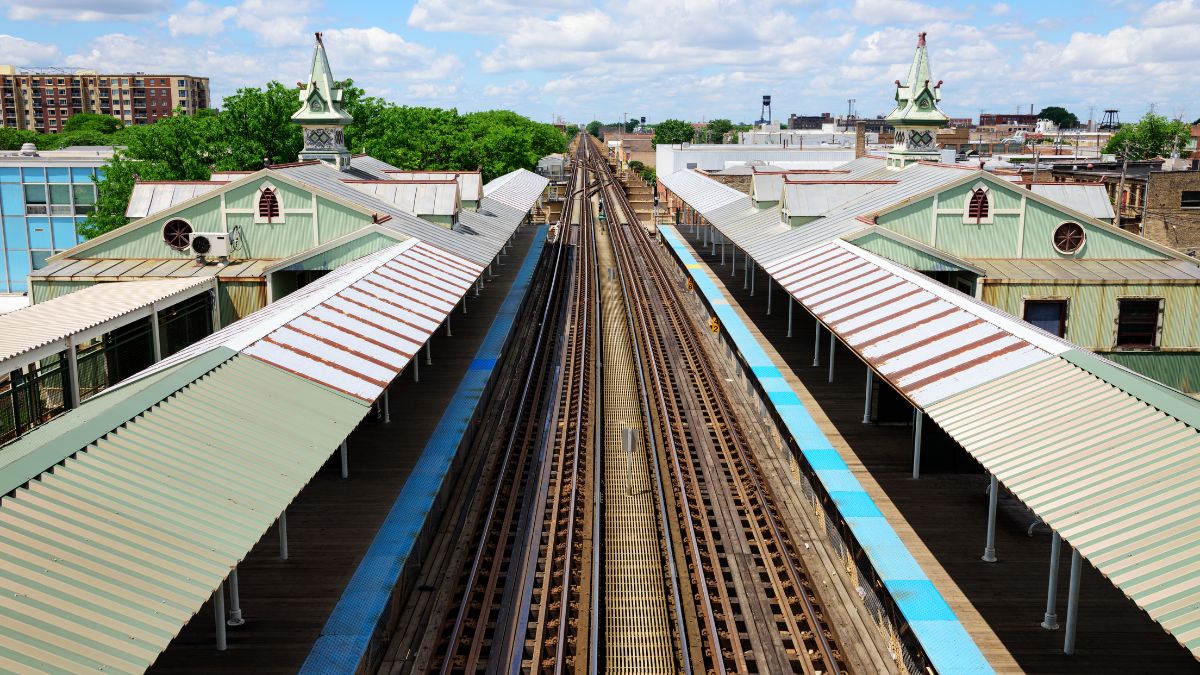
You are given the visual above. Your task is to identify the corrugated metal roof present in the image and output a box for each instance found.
[0,354,368,673]
[764,239,1069,406]
[925,356,1200,658]
[973,258,1200,282]
[660,169,752,214]
[781,181,887,217]
[384,171,483,201]
[1030,183,1115,221]
[764,237,1200,657]
[274,162,496,264]
[481,168,549,212]
[0,278,214,370]
[345,180,460,217]
[118,239,482,402]
[125,182,225,219]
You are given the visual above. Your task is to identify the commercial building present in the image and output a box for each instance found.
[0,66,209,132]
[0,145,112,294]
[979,112,1039,128]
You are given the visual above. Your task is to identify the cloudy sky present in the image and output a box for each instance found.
[2,0,1197,125]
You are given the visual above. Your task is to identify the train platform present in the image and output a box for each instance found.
[663,224,1200,674]
[147,224,545,675]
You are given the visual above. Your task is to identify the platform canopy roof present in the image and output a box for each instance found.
[763,239,1200,658]
[0,237,481,672]
[0,277,215,373]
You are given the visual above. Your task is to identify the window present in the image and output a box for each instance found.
[1183,191,1200,208]
[967,188,989,222]
[1116,299,1161,348]
[257,187,281,222]
[1025,300,1068,337]
[1053,222,1086,254]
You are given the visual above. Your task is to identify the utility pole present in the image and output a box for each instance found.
[1115,142,1130,231]
[1032,145,1041,184]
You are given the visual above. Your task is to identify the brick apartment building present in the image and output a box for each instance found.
[0,66,209,132]
[978,112,1039,128]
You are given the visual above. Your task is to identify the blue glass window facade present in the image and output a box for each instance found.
[0,162,101,293]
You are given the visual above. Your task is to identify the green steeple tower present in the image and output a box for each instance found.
[293,32,353,171]
[884,32,949,169]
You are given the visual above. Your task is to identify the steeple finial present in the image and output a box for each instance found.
[293,32,353,170]
[917,31,926,47]
[883,31,949,169]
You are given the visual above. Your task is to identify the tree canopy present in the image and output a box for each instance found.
[1037,106,1079,130]
[698,118,732,144]
[1103,112,1193,159]
[62,113,124,135]
[74,79,565,238]
[586,120,603,138]
[652,119,695,146]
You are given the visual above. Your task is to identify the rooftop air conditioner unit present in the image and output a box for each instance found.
[191,232,230,259]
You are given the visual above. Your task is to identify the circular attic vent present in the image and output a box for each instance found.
[163,219,193,250]
[1053,222,1085,254]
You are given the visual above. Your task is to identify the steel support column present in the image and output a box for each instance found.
[983,474,999,562]
[383,387,391,423]
[214,581,227,651]
[150,306,162,362]
[787,299,794,338]
[766,275,772,315]
[66,338,80,409]
[751,262,756,297]
[340,440,349,479]
[278,511,289,560]
[827,330,836,383]
[1042,532,1062,630]
[812,321,821,367]
[912,411,924,479]
[1064,549,1082,654]
[227,568,245,626]
[863,369,874,423]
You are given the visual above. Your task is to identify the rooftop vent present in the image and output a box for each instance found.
[18,143,37,156]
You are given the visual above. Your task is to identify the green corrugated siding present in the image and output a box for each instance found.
[1021,198,1162,259]
[242,213,317,259]
[935,212,1022,258]
[283,232,403,272]
[876,197,931,242]
[1101,351,1200,394]
[422,214,453,228]
[981,281,1200,350]
[849,231,966,272]
[30,280,95,304]
[788,215,819,227]
[83,200,225,260]
[317,199,373,242]
[218,280,266,326]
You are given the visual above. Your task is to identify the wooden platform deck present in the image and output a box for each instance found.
[674,227,1200,675]
[148,227,538,675]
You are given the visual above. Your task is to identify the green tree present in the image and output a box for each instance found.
[1037,106,1079,130]
[704,118,733,144]
[565,124,580,139]
[623,119,637,133]
[652,119,694,146]
[62,112,124,135]
[1104,112,1193,159]
[218,82,304,167]
[586,120,602,138]
[628,160,645,173]
[0,127,40,150]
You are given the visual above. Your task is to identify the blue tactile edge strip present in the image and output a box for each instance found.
[660,226,994,675]
[300,226,548,674]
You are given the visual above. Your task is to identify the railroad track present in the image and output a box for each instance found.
[431,139,598,675]
[592,143,848,674]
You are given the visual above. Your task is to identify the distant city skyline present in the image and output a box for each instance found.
[2,0,1197,126]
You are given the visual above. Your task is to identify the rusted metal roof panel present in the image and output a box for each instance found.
[118,240,482,402]
[926,356,1200,659]
[765,239,1070,406]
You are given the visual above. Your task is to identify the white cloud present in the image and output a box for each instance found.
[0,35,62,65]
[991,2,1010,15]
[483,80,530,97]
[1143,0,1200,26]
[322,27,462,81]
[849,0,954,25]
[6,0,169,21]
[168,1,238,37]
